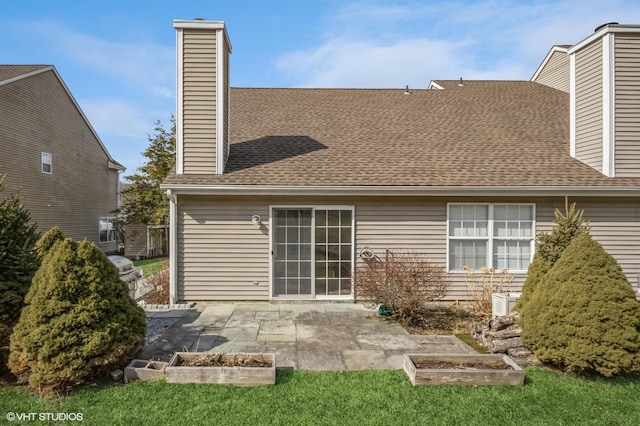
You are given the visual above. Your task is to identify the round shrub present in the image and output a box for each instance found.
[520,232,640,376]
[9,237,146,392]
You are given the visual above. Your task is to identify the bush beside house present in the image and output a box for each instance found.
[8,235,146,393]
[516,199,590,314]
[520,232,640,376]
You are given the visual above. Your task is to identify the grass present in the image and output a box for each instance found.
[133,257,168,277]
[2,368,639,425]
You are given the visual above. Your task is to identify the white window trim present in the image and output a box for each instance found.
[269,205,355,300]
[98,216,117,244]
[41,152,52,174]
[446,203,536,273]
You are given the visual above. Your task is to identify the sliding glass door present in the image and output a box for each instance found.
[272,207,353,298]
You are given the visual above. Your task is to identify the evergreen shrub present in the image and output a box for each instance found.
[0,175,39,373]
[9,236,146,392]
[520,232,640,376]
[516,199,589,324]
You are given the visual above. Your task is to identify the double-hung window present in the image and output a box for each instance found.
[41,152,52,174]
[99,217,117,243]
[448,204,534,271]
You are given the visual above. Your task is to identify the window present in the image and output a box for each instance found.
[99,217,117,243]
[41,152,52,174]
[448,204,534,271]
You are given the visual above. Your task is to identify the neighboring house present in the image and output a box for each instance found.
[162,20,640,304]
[0,65,124,252]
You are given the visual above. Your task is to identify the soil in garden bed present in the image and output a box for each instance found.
[413,360,514,370]
[403,304,476,334]
[177,354,272,368]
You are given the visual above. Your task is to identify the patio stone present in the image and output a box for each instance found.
[140,302,480,371]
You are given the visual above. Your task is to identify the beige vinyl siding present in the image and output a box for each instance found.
[575,40,604,172]
[222,43,230,167]
[0,69,120,252]
[575,199,640,287]
[177,196,270,300]
[533,51,570,92]
[182,30,217,174]
[615,34,640,177]
[176,196,640,302]
[124,223,148,260]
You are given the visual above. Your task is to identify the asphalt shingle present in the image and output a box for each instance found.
[165,81,640,188]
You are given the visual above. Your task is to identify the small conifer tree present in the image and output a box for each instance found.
[0,174,39,373]
[520,232,640,376]
[9,237,146,392]
[516,198,590,316]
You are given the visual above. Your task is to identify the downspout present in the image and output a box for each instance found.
[167,189,178,304]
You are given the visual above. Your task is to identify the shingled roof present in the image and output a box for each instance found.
[165,80,640,189]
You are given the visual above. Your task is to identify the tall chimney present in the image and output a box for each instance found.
[173,19,231,175]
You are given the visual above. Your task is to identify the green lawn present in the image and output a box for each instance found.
[133,257,168,277]
[1,368,639,425]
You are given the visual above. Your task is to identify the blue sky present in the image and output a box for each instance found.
[2,0,640,176]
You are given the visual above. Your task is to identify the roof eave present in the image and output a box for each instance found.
[160,184,640,197]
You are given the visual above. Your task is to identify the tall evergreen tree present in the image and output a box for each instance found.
[0,174,40,372]
[117,117,175,226]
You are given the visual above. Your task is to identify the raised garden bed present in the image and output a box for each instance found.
[165,352,276,386]
[403,353,524,386]
[124,359,168,382]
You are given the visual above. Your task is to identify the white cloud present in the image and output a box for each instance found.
[277,38,472,88]
[275,0,640,88]
[80,97,172,173]
[22,20,175,99]
[81,98,156,140]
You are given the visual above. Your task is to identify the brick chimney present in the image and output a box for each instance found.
[174,19,231,175]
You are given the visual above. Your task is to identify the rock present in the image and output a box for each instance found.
[110,369,124,382]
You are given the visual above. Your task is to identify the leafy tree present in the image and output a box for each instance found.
[9,235,146,393]
[0,174,40,373]
[520,232,640,377]
[117,117,175,226]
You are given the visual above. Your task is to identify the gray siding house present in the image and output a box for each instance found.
[163,20,640,304]
[0,65,124,252]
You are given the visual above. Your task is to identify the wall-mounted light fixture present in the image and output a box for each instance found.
[251,214,261,224]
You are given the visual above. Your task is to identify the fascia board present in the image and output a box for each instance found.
[569,25,640,54]
[160,184,640,197]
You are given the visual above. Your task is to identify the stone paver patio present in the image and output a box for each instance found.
[140,302,477,370]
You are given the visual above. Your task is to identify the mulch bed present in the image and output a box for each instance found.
[413,360,513,370]
[176,354,272,368]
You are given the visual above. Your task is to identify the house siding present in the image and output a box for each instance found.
[176,196,640,302]
[0,69,119,252]
[575,39,604,172]
[533,50,570,92]
[222,41,230,167]
[177,196,270,301]
[124,223,148,260]
[181,30,217,174]
[615,34,640,177]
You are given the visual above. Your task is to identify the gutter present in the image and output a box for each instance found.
[160,184,640,198]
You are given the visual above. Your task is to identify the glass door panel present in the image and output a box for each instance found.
[272,209,312,297]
